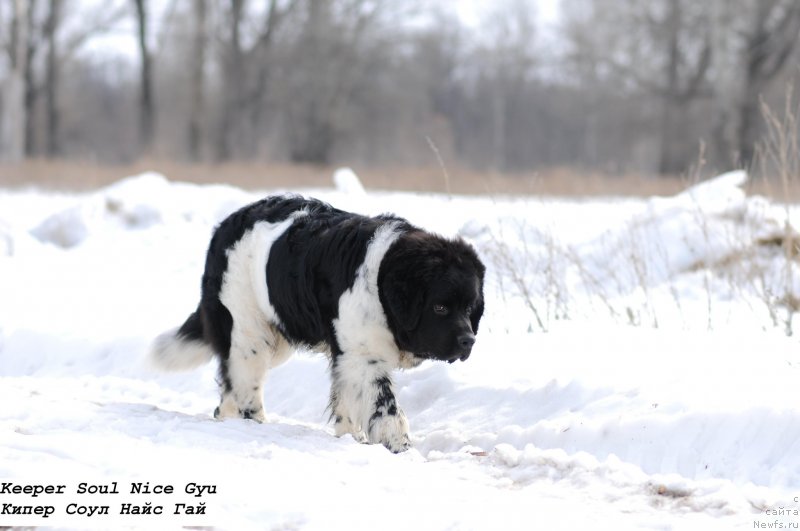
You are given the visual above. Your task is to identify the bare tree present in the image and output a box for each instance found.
[132,0,154,156]
[187,0,206,161]
[736,0,800,167]
[480,0,536,172]
[44,0,62,156]
[213,0,295,161]
[214,0,245,162]
[246,0,295,156]
[564,0,712,175]
[656,0,711,175]
[286,0,335,164]
[705,0,800,169]
[1,0,28,162]
[43,0,127,158]
[23,0,41,157]
[283,0,390,164]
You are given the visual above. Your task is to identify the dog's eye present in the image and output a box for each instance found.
[433,304,449,315]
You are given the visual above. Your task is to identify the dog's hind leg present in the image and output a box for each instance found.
[215,322,291,422]
[214,221,296,422]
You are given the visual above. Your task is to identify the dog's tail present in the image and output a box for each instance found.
[148,308,215,371]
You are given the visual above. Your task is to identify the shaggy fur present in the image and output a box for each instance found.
[149,195,485,452]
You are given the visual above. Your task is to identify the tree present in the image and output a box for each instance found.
[132,0,154,156]
[564,0,713,175]
[23,0,39,157]
[736,0,800,166]
[247,0,294,157]
[655,0,711,174]
[187,0,206,161]
[286,0,337,164]
[478,0,536,172]
[215,0,245,162]
[214,0,294,161]
[44,0,63,156]
[1,0,28,162]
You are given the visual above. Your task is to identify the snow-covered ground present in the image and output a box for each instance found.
[1,171,799,530]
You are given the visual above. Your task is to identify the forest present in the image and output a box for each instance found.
[1,0,800,180]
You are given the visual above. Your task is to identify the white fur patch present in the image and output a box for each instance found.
[333,222,401,363]
[221,219,293,339]
[249,217,297,328]
[216,218,297,419]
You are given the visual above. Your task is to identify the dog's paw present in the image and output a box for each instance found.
[334,415,368,443]
[213,399,266,422]
[382,432,412,453]
[368,411,411,453]
[213,399,238,420]
[239,408,266,422]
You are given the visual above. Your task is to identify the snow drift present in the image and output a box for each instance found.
[1,170,798,529]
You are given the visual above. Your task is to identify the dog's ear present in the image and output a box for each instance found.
[381,268,424,331]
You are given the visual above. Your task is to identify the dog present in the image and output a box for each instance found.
[149,195,485,452]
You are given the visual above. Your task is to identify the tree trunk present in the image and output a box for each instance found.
[24,0,39,157]
[2,0,28,162]
[658,97,688,175]
[737,75,760,168]
[288,0,334,164]
[708,0,738,169]
[215,0,245,162]
[45,0,63,157]
[736,1,800,167]
[247,0,291,158]
[657,0,685,175]
[187,0,206,161]
[133,0,155,156]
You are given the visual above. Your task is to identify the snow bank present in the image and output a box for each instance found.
[332,167,367,196]
[477,171,799,331]
[1,171,798,529]
[26,173,252,249]
[589,170,792,284]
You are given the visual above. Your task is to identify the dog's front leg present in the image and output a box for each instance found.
[330,354,411,452]
[367,375,411,453]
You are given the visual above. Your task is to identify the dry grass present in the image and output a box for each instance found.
[2,158,798,200]
[0,159,687,197]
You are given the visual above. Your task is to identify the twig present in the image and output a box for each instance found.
[425,135,451,198]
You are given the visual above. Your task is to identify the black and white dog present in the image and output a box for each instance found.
[149,195,485,452]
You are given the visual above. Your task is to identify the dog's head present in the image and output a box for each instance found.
[379,232,485,363]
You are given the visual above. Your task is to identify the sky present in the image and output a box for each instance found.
[457,0,560,28]
[76,0,562,63]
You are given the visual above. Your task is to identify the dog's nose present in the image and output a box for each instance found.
[457,333,475,350]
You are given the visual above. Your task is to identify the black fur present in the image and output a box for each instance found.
[266,206,413,354]
[379,231,485,362]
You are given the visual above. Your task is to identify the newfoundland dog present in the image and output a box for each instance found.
[149,195,485,452]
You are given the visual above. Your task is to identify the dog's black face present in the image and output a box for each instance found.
[379,233,485,363]
[413,267,484,362]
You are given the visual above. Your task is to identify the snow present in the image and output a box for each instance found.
[1,170,799,529]
[332,167,367,196]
